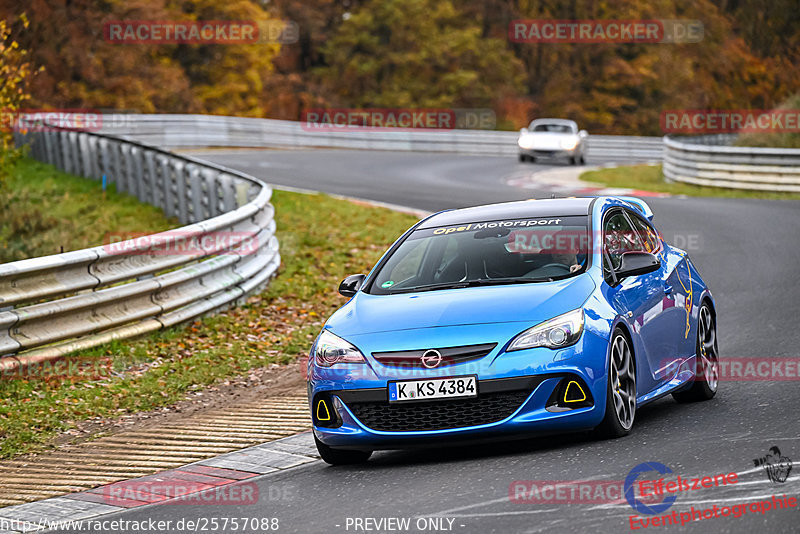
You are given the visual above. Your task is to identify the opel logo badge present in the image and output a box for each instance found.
[421,349,443,369]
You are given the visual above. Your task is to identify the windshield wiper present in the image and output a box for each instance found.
[392,278,550,294]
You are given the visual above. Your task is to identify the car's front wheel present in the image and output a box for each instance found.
[596,330,636,438]
[672,303,719,403]
[314,434,372,465]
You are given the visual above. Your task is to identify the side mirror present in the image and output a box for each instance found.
[579,129,588,138]
[520,127,528,133]
[615,252,660,279]
[338,274,366,297]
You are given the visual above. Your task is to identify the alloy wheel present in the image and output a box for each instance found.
[610,334,636,430]
[698,306,719,392]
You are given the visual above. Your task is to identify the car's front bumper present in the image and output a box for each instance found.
[309,330,610,450]
[518,147,581,159]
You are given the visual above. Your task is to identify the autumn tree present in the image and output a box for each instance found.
[457,0,800,133]
[6,0,191,113]
[0,13,38,259]
[316,0,524,114]
[162,0,281,116]
[263,0,362,119]
[0,0,281,116]
[3,0,799,135]
[0,14,36,210]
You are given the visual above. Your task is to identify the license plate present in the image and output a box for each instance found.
[388,376,477,403]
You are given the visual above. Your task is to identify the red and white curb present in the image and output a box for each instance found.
[0,433,318,533]
[506,162,670,198]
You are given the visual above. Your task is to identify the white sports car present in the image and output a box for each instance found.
[518,119,588,165]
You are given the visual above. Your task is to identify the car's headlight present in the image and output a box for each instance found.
[313,330,367,367]
[518,136,535,149]
[560,137,578,150]
[507,309,584,351]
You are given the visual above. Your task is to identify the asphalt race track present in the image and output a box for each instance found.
[58,149,800,533]
[195,148,609,212]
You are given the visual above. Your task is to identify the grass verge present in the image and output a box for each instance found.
[580,164,800,200]
[0,188,418,458]
[0,156,177,263]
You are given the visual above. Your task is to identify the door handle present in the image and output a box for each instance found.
[664,284,673,294]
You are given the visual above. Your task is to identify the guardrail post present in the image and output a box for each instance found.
[78,133,93,179]
[109,140,124,193]
[155,154,172,215]
[200,168,218,218]
[98,138,111,184]
[67,131,80,175]
[42,131,54,165]
[86,136,101,180]
[121,144,132,196]
[219,174,236,213]
[61,132,72,173]
[141,149,157,206]
[172,160,190,224]
[129,146,144,201]
[54,130,66,171]
[187,165,204,223]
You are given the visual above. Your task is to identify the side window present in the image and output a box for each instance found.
[603,211,645,270]
[386,239,428,283]
[628,213,660,254]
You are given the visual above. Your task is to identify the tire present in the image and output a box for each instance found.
[596,330,636,438]
[672,303,719,403]
[570,157,577,165]
[314,434,372,465]
[518,154,526,162]
[579,155,586,165]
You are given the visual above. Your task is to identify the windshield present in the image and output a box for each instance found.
[369,216,589,294]
[530,123,575,133]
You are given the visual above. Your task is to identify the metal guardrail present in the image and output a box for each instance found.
[103,115,800,193]
[99,114,664,162]
[663,136,800,192]
[1,126,280,369]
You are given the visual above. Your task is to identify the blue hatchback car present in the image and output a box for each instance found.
[308,197,719,464]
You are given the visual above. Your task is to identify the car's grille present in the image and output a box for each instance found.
[344,389,531,432]
[372,343,496,369]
